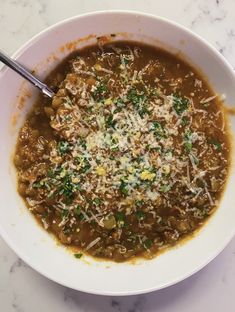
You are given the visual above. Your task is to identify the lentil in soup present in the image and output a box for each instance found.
[14,41,230,262]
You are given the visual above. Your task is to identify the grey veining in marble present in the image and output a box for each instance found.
[1,0,235,311]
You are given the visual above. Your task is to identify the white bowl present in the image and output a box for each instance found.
[0,11,235,296]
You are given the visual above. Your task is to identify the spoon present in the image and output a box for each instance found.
[0,50,55,98]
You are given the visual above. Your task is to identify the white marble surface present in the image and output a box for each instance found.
[1,0,235,311]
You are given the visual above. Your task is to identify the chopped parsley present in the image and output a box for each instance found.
[81,162,91,173]
[159,184,171,193]
[151,121,166,138]
[136,210,145,220]
[93,198,102,205]
[135,200,144,208]
[122,56,129,65]
[61,209,69,218]
[181,116,189,126]
[191,153,199,165]
[114,97,126,108]
[74,205,85,220]
[57,173,81,199]
[80,139,87,150]
[57,141,70,155]
[184,142,192,152]
[92,83,108,100]
[173,95,189,115]
[115,211,126,227]
[184,130,193,152]
[106,114,116,128]
[127,88,145,106]
[209,139,222,150]
[79,157,91,173]
[143,238,153,250]
[47,167,63,179]
[75,205,81,215]
[127,88,149,117]
[74,253,83,259]
[119,180,128,196]
[138,105,151,117]
[32,181,43,188]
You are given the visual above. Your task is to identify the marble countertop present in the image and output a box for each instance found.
[1,0,235,311]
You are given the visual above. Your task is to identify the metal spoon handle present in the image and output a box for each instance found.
[0,50,54,98]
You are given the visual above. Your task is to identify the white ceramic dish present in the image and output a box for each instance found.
[0,11,235,296]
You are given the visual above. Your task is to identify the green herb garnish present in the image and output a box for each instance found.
[111,146,119,152]
[127,88,149,117]
[113,98,126,113]
[184,130,193,152]
[47,167,60,178]
[93,198,102,205]
[184,142,192,151]
[122,56,129,65]
[115,211,126,227]
[135,156,143,164]
[57,141,70,155]
[75,157,91,173]
[181,116,189,126]
[119,180,128,196]
[115,97,125,107]
[63,228,71,234]
[173,95,189,115]
[80,139,87,150]
[136,210,145,220]
[144,238,153,249]
[61,209,69,218]
[135,200,144,208]
[81,158,91,173]
[209,139,222,150]
[81,163,91,173]
[159,184,171,193]
[79,213,85,221]
[57,173,81,199]
[32,181,43,188]
[127,88,145,107]
[92,83,108,100]
[138,106,151,117]
[151,121,166,138]
[106,114,116,128]
[191,153,199,165]
[74,253,83,259]
[75,205,81,215]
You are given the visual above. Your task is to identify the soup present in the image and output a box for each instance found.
[14,41,230,262]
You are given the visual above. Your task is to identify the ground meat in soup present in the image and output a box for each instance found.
[14,41,231,262]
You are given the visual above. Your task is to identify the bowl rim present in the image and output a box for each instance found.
[1,10,235,296]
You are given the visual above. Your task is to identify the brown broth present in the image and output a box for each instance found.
[14,41,231,262]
